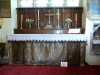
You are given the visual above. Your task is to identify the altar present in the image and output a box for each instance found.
[7,34,87,66]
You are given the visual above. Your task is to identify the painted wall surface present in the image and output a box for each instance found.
[84,0,100,65]
[85,18,100,65]
[0,0,17,42]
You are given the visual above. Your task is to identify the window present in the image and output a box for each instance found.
[87,0,100,20]
[18,0,80,7]
[20,0,33,7]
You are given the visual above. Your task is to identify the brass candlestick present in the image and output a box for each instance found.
[37,9,40,29]
[57,9,60,29]
[20,14,23,29]
[54,9,61,29]
[75,13,78,28]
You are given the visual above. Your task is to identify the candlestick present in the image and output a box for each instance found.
[37,9,40,29]
[48,10,51,25]
[57,9,60,29]
[75,13,78,28]
[63,8,65,28]
[20,14,23,29]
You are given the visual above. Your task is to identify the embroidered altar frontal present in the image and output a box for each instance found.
[7,41,86,66]
[7,34,86,66]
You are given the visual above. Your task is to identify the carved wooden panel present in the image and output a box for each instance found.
[15,7,83,34]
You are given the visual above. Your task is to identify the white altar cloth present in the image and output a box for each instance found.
[7,34,87,42]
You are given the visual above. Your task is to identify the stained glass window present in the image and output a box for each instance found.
[87,0,100,19]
